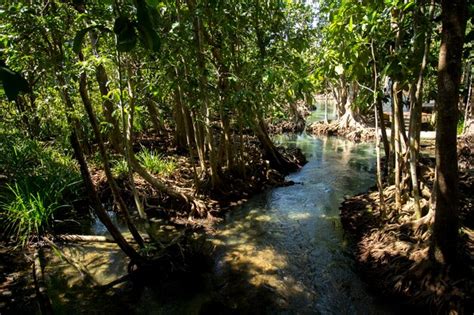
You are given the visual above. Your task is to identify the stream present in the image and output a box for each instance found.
[43,132,394,314]
[205,134,389,314]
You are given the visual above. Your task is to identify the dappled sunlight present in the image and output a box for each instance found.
[46,243,128,287]
[196,136,386,313]
[0,0,470,312]
[287,212,312,220]
[1,135,387,314]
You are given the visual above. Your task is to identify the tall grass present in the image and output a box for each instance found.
[1,183,60,246]
[0,134,81,246]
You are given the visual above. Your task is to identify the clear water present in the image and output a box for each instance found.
[44,134,394,314]
[306,101,336,124]
[205,134,389,314]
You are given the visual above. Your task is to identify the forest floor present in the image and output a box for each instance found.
[340,134,474,313]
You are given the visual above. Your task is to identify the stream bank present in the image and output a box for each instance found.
[339,134,474,313]
[308,121,376,143]
[302,103,473,312]
[2,134,398,314]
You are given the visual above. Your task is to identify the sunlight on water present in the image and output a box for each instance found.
[43,134,394,314]
[287,212,312,220]
[207,134,391,314]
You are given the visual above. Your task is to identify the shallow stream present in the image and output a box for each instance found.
[44,134,394,314]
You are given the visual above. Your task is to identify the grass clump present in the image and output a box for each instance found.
[111,158,129,178]
[0,134,81,246]
[137,147,176,176]
[1,183,61,246]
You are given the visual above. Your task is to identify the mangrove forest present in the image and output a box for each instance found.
[0,0,472,313]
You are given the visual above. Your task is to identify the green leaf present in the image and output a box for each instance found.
[135,0,161,51]
[113,16,137,52]
[0,63,30,101]
[73,25,110,54]
[403,2,415,12]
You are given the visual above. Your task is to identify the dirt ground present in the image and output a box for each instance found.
[340,134,474,313]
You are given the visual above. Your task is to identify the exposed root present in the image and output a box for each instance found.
[340,168,474,313]
[308,119,375,142]
[190,199,207,217]
[94,140,306,224]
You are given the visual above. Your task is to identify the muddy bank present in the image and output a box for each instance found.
[308,121,376,142]
[91,137,307,228]
[340,135,474,313]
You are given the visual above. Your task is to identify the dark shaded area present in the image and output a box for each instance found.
[340,144,474,314]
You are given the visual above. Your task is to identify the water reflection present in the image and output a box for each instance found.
[43,134,392,314]
[210,134,387,314]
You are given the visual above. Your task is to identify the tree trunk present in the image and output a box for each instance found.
[392,81,403,210]
[145,98,164,136]
[78,54,145,247]
[187,0,222,189]
[172,66,199,186]
[289,101,305,132]
[376,96,390,174]
[431,0,467,264]
[408,0,435,218]
[462,63,473,134]
[173,88,188,151]
[255,117,299,174]
[370,40,386,215]
[125,63,147,219]
[203,26,235,170]
[90,32,123,152]
[336,81,348,118]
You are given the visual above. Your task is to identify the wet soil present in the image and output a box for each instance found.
[308,121,376,142]
[91,134,307,229]
[340,134,474,313]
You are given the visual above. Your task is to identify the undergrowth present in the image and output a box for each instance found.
[111,158,129,178]
[137,147,176,176]
[0,134,81,246]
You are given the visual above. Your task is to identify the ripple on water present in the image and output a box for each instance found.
[43,134,393,314]
[212,135,392,314]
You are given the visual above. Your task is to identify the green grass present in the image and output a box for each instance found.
[0,134,81,246]
[1,183,60,246]
[137,147,176,176]
[111,158,129,178]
